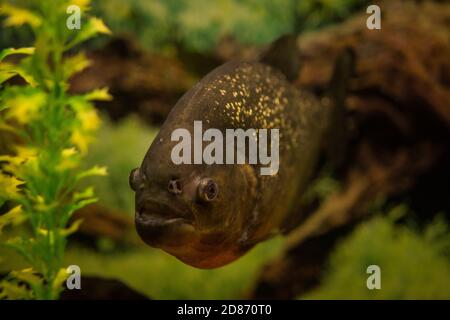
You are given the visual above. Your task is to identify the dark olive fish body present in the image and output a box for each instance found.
[130,36,353,268]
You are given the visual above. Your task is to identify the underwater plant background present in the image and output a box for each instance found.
[1,0,450,299]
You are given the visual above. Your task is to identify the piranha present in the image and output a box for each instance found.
[129,35,354,268]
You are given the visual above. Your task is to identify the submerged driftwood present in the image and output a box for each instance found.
[249,0,450,299]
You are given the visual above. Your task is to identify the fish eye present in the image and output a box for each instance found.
[198,178,219,202]
[129,168,140,191]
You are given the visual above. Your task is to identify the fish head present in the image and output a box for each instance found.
[130,150,257,269]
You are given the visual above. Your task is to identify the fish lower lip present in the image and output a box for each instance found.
[136,213,192,227]
[136,199,195,222]
[135,212,196,247]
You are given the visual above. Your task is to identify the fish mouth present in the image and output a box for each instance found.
[135,201,197,247]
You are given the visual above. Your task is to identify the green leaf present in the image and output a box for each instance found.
[63,52,91,79]
[0,237,33,264]
[0,279,32,300]
[51,268,69,294]
[69,0,91,10]
[84,87,112,101]
[0,47,35,62]
[76,165,108,181]
[10,268,43,289]
[0,70,16,85]
[0,62,37,86]
[0,205,26,234]
[66,17,111,49]
[73,186,95,201]
[60,219,84,236]
[1,86,46,123]
[67,197,98,217]
[0,4,42,28]
[0,172,24,203]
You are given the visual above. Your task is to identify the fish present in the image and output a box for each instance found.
[129,35,354,269]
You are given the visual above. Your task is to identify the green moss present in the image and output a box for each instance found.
[302,211,450,299]
[64,237,284,299]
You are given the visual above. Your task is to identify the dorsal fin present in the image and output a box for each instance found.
[327,47,355,106]
[323,47,356,168]
[259,34,300,82]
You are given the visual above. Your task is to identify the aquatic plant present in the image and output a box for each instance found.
[302,207,450,299]
[91,0,370,53]
[0,0,110,299]
[64,237,284,299]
